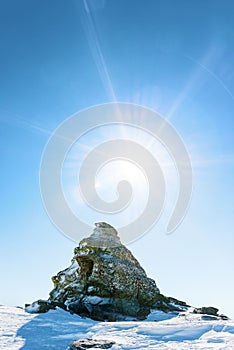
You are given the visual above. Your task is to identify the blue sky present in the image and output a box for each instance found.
[0,0,234,318]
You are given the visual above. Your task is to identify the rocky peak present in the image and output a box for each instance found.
[79,222,121,249]
[47,222,162,320]
[26,223,190,321]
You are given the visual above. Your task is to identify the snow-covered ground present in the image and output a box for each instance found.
[1,305,234,349]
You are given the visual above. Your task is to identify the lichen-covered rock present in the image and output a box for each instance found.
[49,222,161,320]
[26,222,189,320]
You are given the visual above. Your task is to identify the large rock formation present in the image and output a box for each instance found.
[26,222,188,320]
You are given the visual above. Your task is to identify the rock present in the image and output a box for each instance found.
[26,222,189,320]
[193,306,219,316]
[220,314,229,320]
[25,299,65,314]
[152,294,188,313]
[193,307,229,321]
[49,222,161,320]
[25,300,55,313]
[68,338,115,349]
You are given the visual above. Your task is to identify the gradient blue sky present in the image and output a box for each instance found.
[0,0,234,318]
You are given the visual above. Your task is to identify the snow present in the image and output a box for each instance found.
[1,306,234,349]
[83,296,104,305]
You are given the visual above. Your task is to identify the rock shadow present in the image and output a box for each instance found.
[16,309,95,350]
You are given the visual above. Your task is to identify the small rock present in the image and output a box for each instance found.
[68,338,115,349]
[220,314,229,320]
[25,299,65,314]
[25,300,54,313]
[193,306,219,316]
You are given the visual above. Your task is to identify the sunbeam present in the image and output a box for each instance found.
[74,0,117,101]
[186,52,234,101]
[0,109,52,137]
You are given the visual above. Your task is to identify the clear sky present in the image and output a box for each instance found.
[0,0,234,318]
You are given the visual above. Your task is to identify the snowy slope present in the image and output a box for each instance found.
[0,306,234,349]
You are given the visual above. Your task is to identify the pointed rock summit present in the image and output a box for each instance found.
[26,223,190,320]
[50,222,163,320]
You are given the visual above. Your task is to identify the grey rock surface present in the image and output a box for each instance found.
[49,222,161,320]
[26,223,190,320]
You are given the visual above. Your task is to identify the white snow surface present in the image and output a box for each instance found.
[1,305,234,349]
